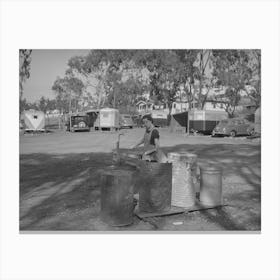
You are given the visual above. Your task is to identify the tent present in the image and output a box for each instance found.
[22,110,45,131]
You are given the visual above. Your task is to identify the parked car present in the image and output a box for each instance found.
[66,113,90,132]
[212,118,254,137]
[120,114,134,129]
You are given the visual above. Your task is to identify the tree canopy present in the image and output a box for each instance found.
[48,49,261,117]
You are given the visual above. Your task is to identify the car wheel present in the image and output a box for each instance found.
[249,128,255,136]
[230,130,236,137]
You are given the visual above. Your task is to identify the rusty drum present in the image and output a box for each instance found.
[100,168,135,226]
[138,162,172,213]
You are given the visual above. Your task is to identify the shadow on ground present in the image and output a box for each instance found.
[20,143,261,231]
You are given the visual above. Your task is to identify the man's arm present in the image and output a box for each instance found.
[131,136,144,149]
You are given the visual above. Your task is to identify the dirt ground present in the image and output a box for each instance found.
[20,128,261,231]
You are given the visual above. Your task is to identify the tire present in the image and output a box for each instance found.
[230,130,236,137]
[248,129,255,136]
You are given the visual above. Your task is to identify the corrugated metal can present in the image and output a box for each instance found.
[100,168,135,226]
[168,152,196,208]
[199,166,223,206]
[177,152,199,193]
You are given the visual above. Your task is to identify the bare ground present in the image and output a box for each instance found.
[20,128,261,231]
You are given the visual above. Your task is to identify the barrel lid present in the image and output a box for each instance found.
[102,165,135,175]
[179,152,198,158]
[168,152,197,157]
[168,152,198,162]
[199,165,223,172]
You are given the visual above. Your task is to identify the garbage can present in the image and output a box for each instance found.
[100,168,135,226]
[138,161,172,213]
[168,152,196,208]
[199,166,223,207]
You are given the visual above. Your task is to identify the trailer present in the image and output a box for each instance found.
[169,111,188,133]
[151,111,168,127]
[21,110,45,132]
[99,108,120,131]
[189,110,228,134]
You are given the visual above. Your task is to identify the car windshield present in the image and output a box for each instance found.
[72,116,86,122]
[219,120,228,125]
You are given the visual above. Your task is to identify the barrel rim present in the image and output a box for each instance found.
[199,165,223,172]
[101,167,135,176]
[168,152,198,157]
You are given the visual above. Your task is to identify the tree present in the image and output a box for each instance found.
[20,98,30,112]
[190,50,216,110]
[244,49,261,107]
[112,76,145,113]
[67,50,136,109]
[132,50,182,116]
[211,50,253,117]
[19,49,32,112]
[52,76,84,113]
[38,96,48,113]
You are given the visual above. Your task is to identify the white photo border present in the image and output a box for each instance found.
[1,0,280,280]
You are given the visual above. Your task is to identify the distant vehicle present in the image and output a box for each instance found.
[66,113,90,132]
[120,114,134,129]
[212,118,254,137]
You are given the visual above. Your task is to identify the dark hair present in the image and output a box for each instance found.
[142,114,153,123]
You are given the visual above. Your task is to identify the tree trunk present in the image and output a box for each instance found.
[19,82,23,116]
[113,90,116,109]
[168,104,172,126]
[187,108,191,135]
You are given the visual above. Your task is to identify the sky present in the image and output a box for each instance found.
[23,49,90,102]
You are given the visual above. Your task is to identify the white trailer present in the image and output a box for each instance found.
[21,110,45,132]
[99,108,120,131]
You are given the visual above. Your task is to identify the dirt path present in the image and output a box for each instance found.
[20,129,261,231]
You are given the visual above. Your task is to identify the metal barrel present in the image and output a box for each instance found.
[199,166,223,207]
[138,162,172,213]
[119,150,142,193]
[100,169,135,226]
[176,152,199,188]
[168,152,196,208]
